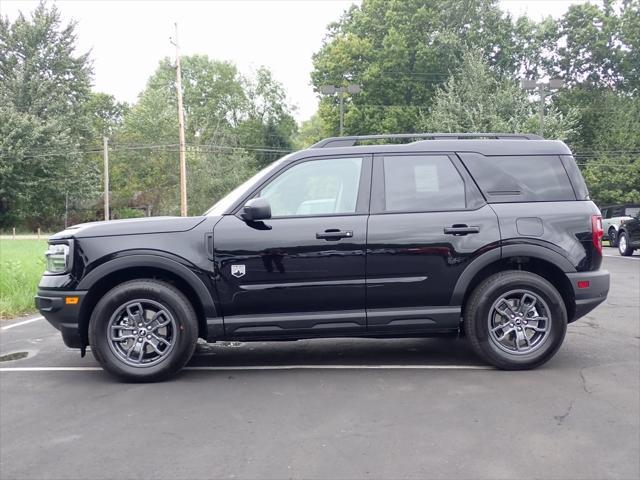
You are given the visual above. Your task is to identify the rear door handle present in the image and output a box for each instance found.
[444,224,480,236]
[316,229,354,240]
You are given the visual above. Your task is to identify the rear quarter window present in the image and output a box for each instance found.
[459,153,577,203]
[560,155,590,200]
[624,207,640,217]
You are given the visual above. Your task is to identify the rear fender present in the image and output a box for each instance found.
[450,243,575,306]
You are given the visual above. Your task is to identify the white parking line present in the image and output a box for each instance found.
[0,364,492,372]
[0,316,44,331]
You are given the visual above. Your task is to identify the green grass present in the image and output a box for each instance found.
[0,239,47,319]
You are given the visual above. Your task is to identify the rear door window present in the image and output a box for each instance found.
[612,207,625,217]
[459,153,576,203]
[381,155,466,212]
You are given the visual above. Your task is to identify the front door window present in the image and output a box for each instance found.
[260,158,363,217]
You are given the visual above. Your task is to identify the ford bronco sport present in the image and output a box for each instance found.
[36,133,610,381]
[616,209,640,256]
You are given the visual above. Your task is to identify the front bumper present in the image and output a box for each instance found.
[35,290,87,348]
[566,270,610,322]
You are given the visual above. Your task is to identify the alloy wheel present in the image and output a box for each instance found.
[488,289,551,355]
[619,234,627,254]
[107,299,177,367]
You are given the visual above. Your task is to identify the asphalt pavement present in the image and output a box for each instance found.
[1,252,638,480]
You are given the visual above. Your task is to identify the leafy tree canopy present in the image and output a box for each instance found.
[112,56,296,215]
[0,2,96,227]
[420,51,577,140]
[309,0,639,206]
[311,0,522,135]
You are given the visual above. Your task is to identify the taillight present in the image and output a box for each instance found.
[591,215,603,255]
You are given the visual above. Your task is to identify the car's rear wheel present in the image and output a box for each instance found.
[465,271,567,370]
[89,279,198,382]
[618,232,634,256]
[608,227,618,247]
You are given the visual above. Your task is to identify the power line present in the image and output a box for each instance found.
[4,137,640,162]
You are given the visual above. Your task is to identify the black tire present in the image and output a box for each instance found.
[88,279,198,382]
[464,271,567,370]
[618,232,634,256]
[608,227,618,247]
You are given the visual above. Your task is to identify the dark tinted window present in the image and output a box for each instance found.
[383,155,465,212]
[612,207,625,217]
[460,154,576,202]
[561,155,589,200]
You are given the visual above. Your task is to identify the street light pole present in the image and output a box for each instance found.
[539,85,546,137]
[339,90,345,136]
[103,136,109,221]
[320,83,362,136]
[521,78,563,138]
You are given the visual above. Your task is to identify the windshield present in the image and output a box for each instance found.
[204,154,292,216]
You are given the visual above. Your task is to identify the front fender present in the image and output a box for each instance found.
[77,253,217,318]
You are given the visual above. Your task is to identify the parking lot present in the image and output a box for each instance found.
[1,252,638,480]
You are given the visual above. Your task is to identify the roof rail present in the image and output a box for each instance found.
[309,132,543,149]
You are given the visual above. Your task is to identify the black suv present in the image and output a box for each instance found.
[36,133,610,381]
[617,210,640,256]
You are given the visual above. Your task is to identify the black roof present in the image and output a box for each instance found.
[600,203,640,208]
[297,133,572,158]
[310,133,543,148]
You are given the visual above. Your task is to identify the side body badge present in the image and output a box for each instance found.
[231,264,246,278]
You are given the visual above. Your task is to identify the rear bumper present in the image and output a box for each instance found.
[35,290,87,348]
[566,270,610,322]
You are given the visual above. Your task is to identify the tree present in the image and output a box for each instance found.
[577,93,640,204]
[294,114,327,149]
[0,2,96,228]
[112,56,294,216]
[420,51,576,140]
[113,83,185,216]
[86,92,128,138]
[620,0,640,93]
[311,0,523,135]
[555,0,627,90]
[235,67,297,167]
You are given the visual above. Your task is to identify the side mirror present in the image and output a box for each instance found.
[242,198,271,222]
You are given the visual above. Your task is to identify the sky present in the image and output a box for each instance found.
[0,0,595,122]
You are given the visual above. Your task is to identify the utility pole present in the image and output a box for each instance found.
[339,89,346,136]
[521,78,563,137]
[64,191,69,228]
[320,83,362,136]
[538,86,546,137]
[172,23,188,217]
[103,136,109,221]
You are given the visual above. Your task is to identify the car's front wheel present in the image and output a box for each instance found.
[88,279,198,382]
[618,232,634,256]
[464,271,567,370]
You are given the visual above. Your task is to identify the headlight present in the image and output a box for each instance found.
[45,244,70,274]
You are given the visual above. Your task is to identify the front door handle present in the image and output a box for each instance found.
[444,224,480,236]
[316,229,354,240]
